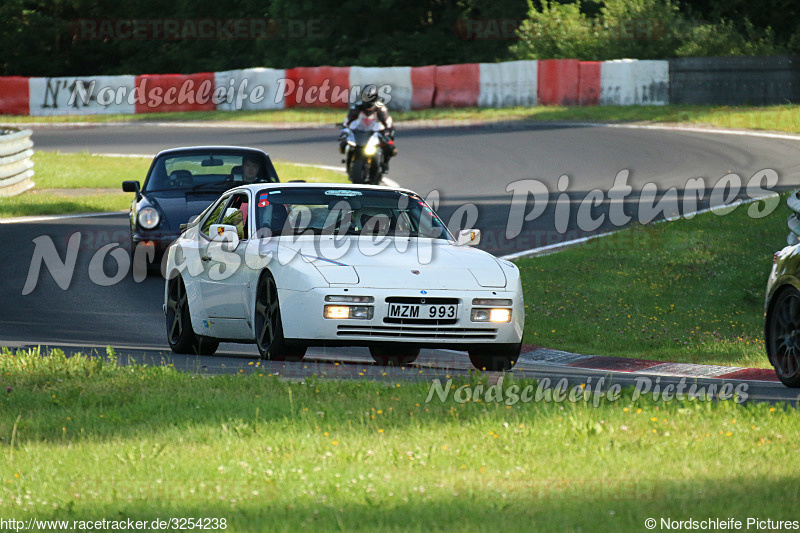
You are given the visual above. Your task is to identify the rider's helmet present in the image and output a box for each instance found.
[360,85,378,113]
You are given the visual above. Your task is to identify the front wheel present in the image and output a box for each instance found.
[165,276,219,355]
[254,272,306,362]
[468,342,521,371]
[766,287,800,387]
[348,157,366,184]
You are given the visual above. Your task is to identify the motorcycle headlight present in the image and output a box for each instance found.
[364,143,378,156]
[138,206,160,230]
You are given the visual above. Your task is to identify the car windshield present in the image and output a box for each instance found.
[144,151,277,192]
[255,188,451,240]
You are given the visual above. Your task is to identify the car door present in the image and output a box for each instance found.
[197,192,251,319]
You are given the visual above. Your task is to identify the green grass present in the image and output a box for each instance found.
[0,152,347,218]
[0,347,797,532]
[518,200,790,368]
[4,104,800,133]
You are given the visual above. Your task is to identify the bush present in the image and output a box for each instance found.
[511,0,784,61]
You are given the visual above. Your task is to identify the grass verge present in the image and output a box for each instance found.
[4,104,800,134]
[0,347,797,532]
[517,199,788,368]
[0,152,347,218]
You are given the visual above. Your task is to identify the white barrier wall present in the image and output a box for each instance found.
[478,60,538,108]
[600,59,669,105]
[29,75,135,116]
[349,66,413,111]
[213,68,286,111]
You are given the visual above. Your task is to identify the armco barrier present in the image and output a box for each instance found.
[0,129,34,197]
[134,73,216,113]
[285,66,351,108]
[478,60,537,108]
[29,75,136,116]
[434,64,480,107]
[578,61,601,106]
[538,59,579,106]
[214,68,286,111]
[410,66,436,109]
[0,77,30,115]
[599,59,668,105]
[670,55,800,105]
[350,66,413,111]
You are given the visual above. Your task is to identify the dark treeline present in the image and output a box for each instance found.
[0,0,796,77]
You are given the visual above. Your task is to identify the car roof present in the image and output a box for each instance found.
[153,146,270,158]
[226,182,418,196]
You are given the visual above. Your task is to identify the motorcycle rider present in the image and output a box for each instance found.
[340,84,397,173]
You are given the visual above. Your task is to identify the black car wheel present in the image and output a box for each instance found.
[166,276,219,355]
[767,287,800,387]
[255,272,306,362]
[468,342,522,372]
[369,345,420,366]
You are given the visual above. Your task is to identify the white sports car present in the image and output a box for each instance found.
[163,183,525,370]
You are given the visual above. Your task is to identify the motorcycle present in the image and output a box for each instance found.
[339,112,392,185]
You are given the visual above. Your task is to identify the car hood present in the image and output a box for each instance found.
[145,190,221,231]
[275,237,507,289]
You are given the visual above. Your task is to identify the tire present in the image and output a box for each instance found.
[766,286,800,387]
[468,342,522,372]
[254,272,306,362]
[369,345,420,366]
[165,276,219,355]
[348,157,366,184]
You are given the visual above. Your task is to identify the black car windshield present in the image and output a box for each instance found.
[255,188,451,240]
[144,152,277,192]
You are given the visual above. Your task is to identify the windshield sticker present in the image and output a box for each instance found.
[324,190,363,197]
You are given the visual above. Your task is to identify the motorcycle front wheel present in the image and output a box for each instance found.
[349,157,366,184]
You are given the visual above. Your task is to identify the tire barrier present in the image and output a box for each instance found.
[7,55,800,116]
[537,59,580,106]
[0,128,34,198]
[434,63,481,108]
[599,59,669,106]
[478,60,538,108]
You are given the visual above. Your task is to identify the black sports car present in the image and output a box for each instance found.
[122,146,279,272]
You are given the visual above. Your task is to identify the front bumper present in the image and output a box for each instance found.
[278,287,524,348]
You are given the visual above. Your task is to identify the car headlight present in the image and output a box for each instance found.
[324,305,374,320]
[138,206,160,230]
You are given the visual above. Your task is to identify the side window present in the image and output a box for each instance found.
[220,193,250,240]
[200,197,229,237]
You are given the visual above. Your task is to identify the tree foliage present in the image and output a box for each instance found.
[0,0,795,76]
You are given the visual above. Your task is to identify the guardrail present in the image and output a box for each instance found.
[0,128,34,197]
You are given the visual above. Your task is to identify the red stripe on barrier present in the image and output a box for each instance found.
[434,64,479,107]
[578,61,601,106]
[134,73,216,114]
[716,368,781,382]
[0,77,30,115]
[285,66,351,108]
[538,59,579,106]
[410,66,436,110]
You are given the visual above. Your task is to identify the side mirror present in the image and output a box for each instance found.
[122,180,140,193]
[457,229,481,246]
[209,224,240,249]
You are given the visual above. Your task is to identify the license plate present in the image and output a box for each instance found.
[387,303,458,320]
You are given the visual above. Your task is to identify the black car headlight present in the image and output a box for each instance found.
[138,207,161,230]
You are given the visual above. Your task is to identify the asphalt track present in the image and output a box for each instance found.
[3,120,800,404]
